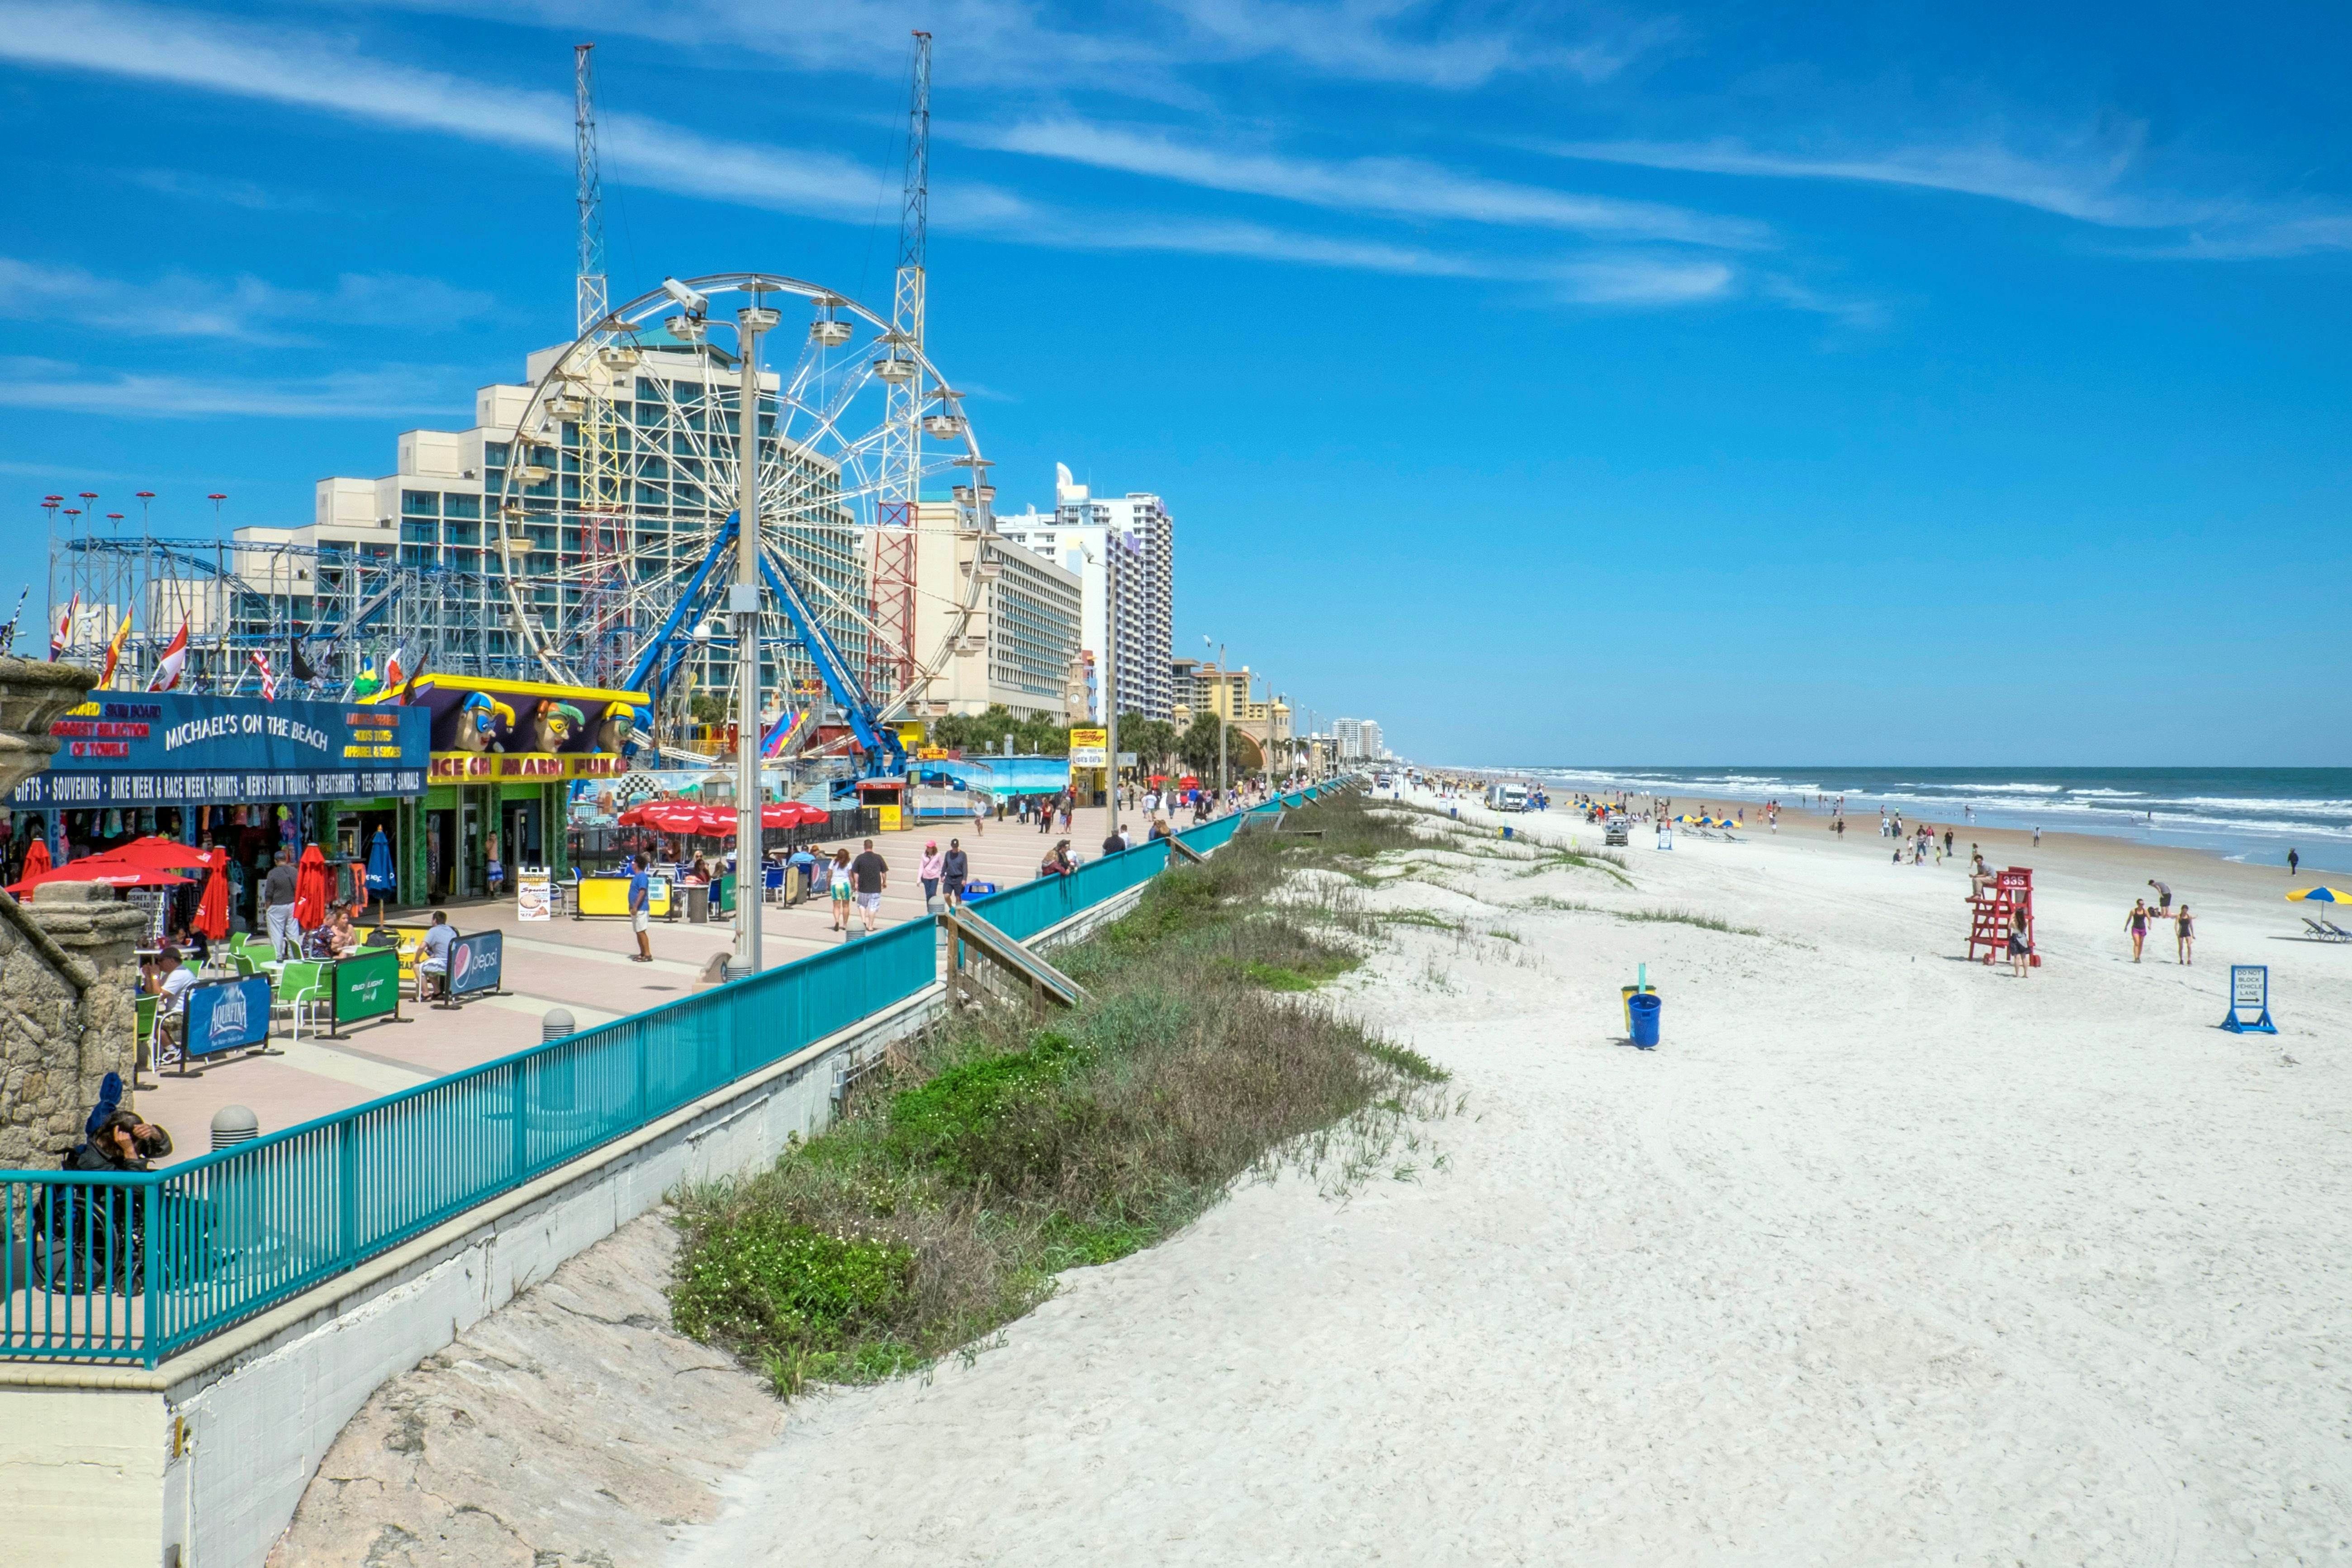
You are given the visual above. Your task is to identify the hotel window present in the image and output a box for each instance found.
[401,490,439,516]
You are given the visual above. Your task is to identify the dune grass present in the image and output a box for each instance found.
[1622,907,1764,937]
[669,789,1450,1397]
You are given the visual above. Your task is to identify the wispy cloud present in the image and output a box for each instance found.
[967,118,1770,248]
[361,0,1630,91]
[1536,132,2352,258]
[126,167,316,211]
[0,356,471,418]
[0,257,494,342]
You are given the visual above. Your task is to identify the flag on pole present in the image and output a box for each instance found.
[148,620,189,691]
[250,651,278,701]
[289,632,318,683]
[49,593,77,661]
[382,643,408,691]
[100,611,132,688]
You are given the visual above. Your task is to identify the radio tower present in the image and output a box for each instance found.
[870,30,929,707]
[574,42,607,333]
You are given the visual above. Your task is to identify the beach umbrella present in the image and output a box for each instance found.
[293,843,329,930]
[9,854,196,896]
[193,849,230,940]
[108,835,213,872]
[366,826,396,898]
[619,801,728,835]
[20,836,50,880]
[760,801,829,828]
[2286,886,2352,903]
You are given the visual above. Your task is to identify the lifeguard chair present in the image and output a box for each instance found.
[1968,866,2039,966]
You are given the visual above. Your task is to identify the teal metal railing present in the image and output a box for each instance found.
[0,783,1332,1365]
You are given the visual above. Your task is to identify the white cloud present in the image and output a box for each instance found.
[0,257,495,342]
[0,356,471,419]
[967,118,1770,248]
[1557,257,1736,306]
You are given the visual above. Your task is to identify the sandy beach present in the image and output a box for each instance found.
[661,786,2352,1566]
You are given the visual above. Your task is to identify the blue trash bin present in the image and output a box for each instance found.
[1629,992,1662,1048]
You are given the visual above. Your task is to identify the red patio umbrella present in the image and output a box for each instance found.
[760,801,829,828]
[19,836,50,880]
[619,801,732,836]
[109,835,213,872]
[193,848,231,940]
[9,854,196,897]
[293,843,330,931]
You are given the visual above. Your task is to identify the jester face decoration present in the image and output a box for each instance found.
[595,702,637,755]
[456,692,517,753]
[526,701,584,754]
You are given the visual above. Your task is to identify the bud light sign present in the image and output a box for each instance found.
[448,930,503,998]
[185,976,273,1060]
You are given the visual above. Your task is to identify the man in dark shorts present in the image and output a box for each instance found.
[849,838,890,933]
[941,838,969,906]
[2147,878,2172,912]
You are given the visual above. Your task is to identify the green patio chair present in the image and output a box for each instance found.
[275,961,327,1043]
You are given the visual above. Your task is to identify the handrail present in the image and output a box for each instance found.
[0,782,1331,1364]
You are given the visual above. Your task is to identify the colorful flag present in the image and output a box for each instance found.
[250,651,278,701]
[99,611,131,688]
[49,593,77,661]
[382,643,408,691]
[148,620,189,691]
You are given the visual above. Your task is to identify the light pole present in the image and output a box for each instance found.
[734,300,778,976]
[1202,635,1227,798]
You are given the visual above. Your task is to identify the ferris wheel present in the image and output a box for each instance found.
[486,270,994,737]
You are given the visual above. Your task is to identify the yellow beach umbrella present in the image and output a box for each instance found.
[2286,886,2352,903]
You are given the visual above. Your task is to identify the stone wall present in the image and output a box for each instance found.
[0,654,143,1168]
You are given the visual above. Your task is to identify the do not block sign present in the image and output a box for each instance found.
[2221,964,2276,1034]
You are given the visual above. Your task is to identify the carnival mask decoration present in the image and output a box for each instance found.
[594,702,637,755]
[526,700,584,754]
[456,692,517,753]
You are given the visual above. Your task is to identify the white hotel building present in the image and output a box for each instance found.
[994,464,1176,723]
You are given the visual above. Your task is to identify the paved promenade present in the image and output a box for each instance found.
[134,815,1127,1164]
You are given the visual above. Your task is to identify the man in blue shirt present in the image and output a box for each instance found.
[626,856,653,963]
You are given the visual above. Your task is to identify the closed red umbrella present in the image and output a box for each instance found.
[293,843,329,930]
[20,836,50,880]
[194,848,231,940]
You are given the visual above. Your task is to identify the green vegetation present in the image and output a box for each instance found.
[670,789,1446,1396]
[1623,907,1764,937]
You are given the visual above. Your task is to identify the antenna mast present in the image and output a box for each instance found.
[872,30,930,706]
[574,42,607,333]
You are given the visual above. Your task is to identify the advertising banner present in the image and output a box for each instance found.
[184,975,274,1060]
[517,866,553,921]
[11,693,429,807]
[448,930,503,998]
[1068,728,1109,768]
[331,947,403,1033]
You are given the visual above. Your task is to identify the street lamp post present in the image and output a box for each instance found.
[734,302,778,977]
[1203,635,1227,797]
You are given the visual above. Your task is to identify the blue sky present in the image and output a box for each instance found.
[2,0,2347,764]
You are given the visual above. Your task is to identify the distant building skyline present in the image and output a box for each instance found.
[995,462,1176,722]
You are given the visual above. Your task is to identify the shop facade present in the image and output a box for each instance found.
[5,691,429,931]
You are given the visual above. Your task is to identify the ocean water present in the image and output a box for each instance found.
[1514,766,2352,876]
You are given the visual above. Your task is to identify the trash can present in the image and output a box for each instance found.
[684,882,709,923]
[1629,992,1662,1049]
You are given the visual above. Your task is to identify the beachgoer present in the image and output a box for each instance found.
[849,839,888,933]
[919,841,943,907]
[941,838,969,905]
[1943,829,1954,860]
[2125,899,2150,962]
[485,838,505,897]
[828,848,854,932]
[1039,839,1075,878]
[262,848,298,958]
[2288,848,2300,877]
[2148,879,2172,912]
[2033,825,2042,848]
[2008,907,2030,977]
[627,858,652,963]
[2175,903,2194,965]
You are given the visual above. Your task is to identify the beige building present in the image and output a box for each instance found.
[893,500,1084,722]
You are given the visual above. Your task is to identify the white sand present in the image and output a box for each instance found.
[669,790,2352,1566]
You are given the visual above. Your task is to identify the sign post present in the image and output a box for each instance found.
[2221,964,2276,1033]
[180,975,275,1073]
[330,946,405,1037]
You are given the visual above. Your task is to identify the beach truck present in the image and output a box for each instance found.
[1485,782,1528,812]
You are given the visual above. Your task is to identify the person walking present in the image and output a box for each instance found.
[1942,829,1954,861]
[919,841,944,909]
[2174,903,2195,965]
[626,859,653,963]
[941,838,969,906]
[849,838,889,934]
[827,848,854,933]
[2288,847,2300,877]
[262,848,298,959]
[2125,898,2150,962]
[971,797,986,837]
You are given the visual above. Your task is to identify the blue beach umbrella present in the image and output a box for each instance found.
[366,826,396,897]
[2286,886,2351,903]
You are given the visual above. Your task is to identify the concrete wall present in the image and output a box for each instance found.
[0,875,1162,1567]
